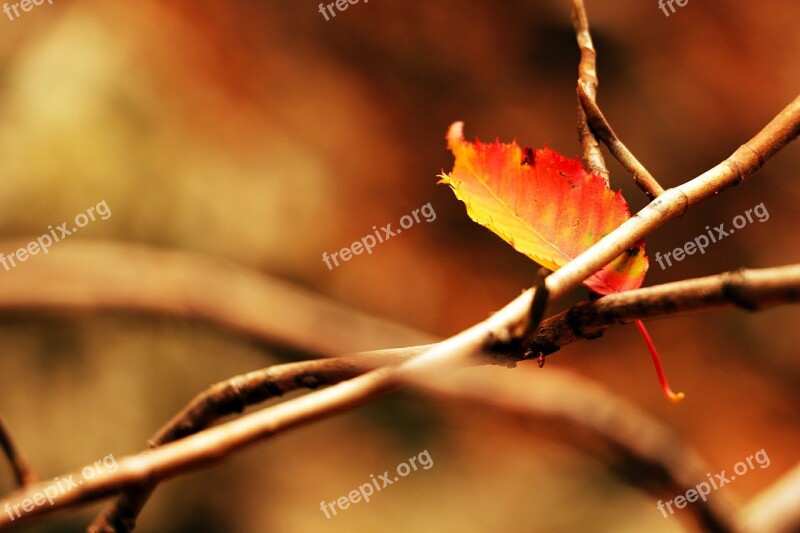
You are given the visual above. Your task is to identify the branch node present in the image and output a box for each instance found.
[526,268,552,335]
[565,302,605,340]
[262,370,285,398]
[722,268,759,311]
[577,83,665,199]
[296,374,324,390]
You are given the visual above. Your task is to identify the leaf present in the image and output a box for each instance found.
[439,121,648,295]
[440,122,683,403]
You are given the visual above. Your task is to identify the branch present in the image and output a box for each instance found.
[541,92,800,307]
[0,415,35,488]
[737,461,800,533]
[89,351,419,532]
[571,0,609,183]
[92,5,799,526]
[0,8,794,532]
[415,368,736,532]
[0,94,793,375]
[527,264,800,358]
[0,240,435,355]
[2,264,797,529]
[339,95,800,448]
[577,83,666,199]
[0,58,796,533]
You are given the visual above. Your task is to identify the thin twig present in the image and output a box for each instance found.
[84,14,800,531]
[571,0,609,183]
[541,92,800,307]
[1,94,797,362]
[2,264,798,529]
[0,7,794,532]
[1,64,798,533]
[577,83,666,199]
[84,212,800,531]
[0,415,35,488]
[527,264,800,358]
[88,351,417,532]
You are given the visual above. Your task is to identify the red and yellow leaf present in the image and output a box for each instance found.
[439,121,648,295]
[440,122,683,403]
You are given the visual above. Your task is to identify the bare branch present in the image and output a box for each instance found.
[737,461,800,533]
[543,92,800,306]
[527,264,800,359]
[88,352,415,532]
[0,6,795,533]
[577,83,666,199]
[571,0,609,183]
[1,264,798,529]
[0,240,435,355]
[0,415,35,488]
[416,369,736,532]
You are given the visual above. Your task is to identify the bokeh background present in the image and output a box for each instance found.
[0,0,798,531]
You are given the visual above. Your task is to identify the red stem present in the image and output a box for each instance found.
[634,319,685,403]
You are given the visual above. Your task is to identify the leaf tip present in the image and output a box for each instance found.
[446,121,465,149]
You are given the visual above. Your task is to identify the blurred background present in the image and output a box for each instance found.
[0,0,798,531]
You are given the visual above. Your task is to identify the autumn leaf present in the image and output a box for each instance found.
[439,121,648,295]
[440,122,683,402]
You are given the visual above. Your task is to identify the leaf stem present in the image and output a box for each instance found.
[634,319,685,403]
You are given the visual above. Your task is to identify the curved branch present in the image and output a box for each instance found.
[0,96,796,533]
[89,352,416,532]
[0,8,795,533]
[96,264,799,530]
[527,264,800,358]
[577,83,665,199]
[737,461,800,533]
[1,264,797,529]
[571,0,609,183]
[416,368,736,532]
[542,92,800,308]
[0,240,435,355]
